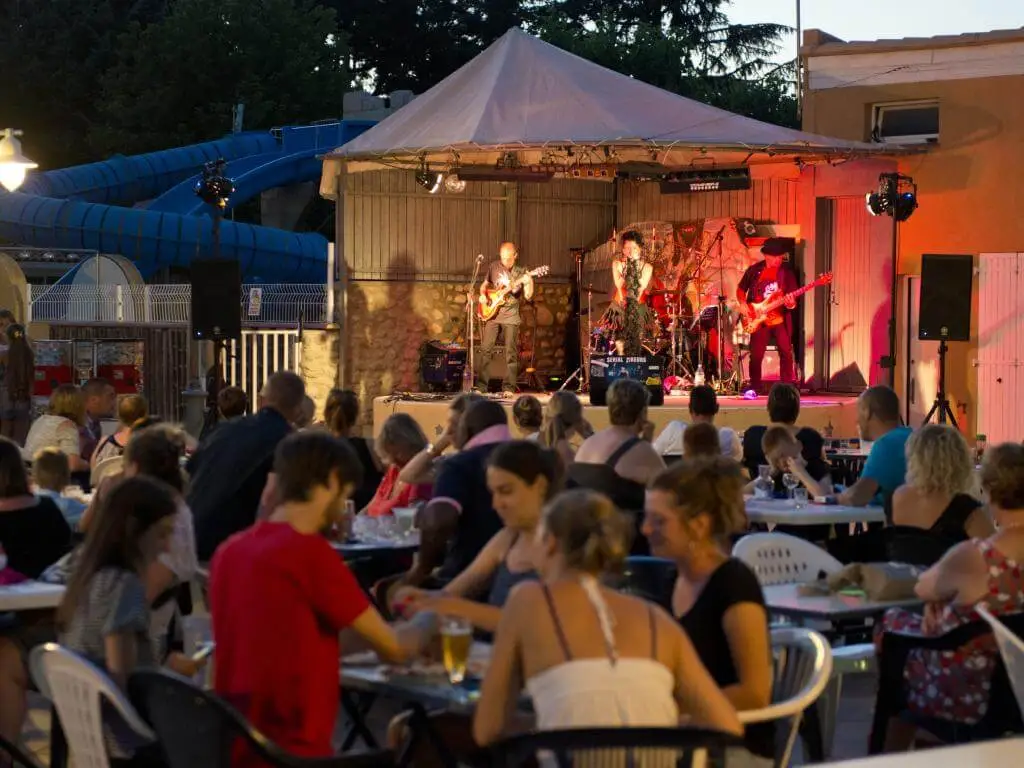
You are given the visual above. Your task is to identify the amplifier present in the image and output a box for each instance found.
[420,341,466,392]
[589,355,664,407]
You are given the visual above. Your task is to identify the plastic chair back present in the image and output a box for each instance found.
[90,456,124,488]
[977,606,1024,719]
[733,532,843,585]
[128,668,392,767]
[491,726,742,768]
[28,643,154,768]
[739,628,833,768]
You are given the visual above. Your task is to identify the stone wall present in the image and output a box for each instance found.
[344,280,572,429]
[299,327,341,417]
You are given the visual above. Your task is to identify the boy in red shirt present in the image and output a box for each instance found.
[211,431,436,760]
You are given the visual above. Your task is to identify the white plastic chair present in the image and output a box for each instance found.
[733,532,873,757]
[738,628,833,768]
[732,532,843,585]
[976,605,1024,718]
[29,643,155,768]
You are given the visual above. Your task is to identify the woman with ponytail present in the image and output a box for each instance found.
[396,440,562,632]
[539,391,592,465]
[473,487,741,747]
[323,388,381,510]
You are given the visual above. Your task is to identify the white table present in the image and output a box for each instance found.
[763,582,921,622]
[824,738,1024,767]
[0,582,65,611]
[745,498,885,526]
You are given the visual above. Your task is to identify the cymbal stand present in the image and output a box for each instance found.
[560,249,590,392]
[711,226,739,393]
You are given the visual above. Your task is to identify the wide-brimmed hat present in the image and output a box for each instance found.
[760,237,790,256]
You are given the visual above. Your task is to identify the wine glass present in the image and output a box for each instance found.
[782,473,800,501]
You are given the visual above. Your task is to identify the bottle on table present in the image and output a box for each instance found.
[753,465,773,500]
[975,434,987,466]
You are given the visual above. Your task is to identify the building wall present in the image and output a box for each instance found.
[802,40,1024,433]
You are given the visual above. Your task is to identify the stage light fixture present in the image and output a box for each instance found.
[444,174,466,193]
[865,173,917,222]
[415,170,443,194]
[194,159,234,209]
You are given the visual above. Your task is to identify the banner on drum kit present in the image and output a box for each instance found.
[589,355,665,407]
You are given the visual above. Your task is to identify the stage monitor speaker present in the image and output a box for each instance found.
[191,259,242,340]
[919,254,972,342]
[588,355,664,407]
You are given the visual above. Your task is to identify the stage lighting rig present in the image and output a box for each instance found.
[194,159,235,209]
[866,172,917,222]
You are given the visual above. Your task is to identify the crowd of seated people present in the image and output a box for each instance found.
[2,353,1024,768]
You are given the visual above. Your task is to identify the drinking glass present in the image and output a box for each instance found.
[782,473,799,499]
[376,515,399,542]
[440,616,473,685]
[793,487,809,509]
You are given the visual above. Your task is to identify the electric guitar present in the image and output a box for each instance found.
[740,272,833,333]
[477,266,550,321]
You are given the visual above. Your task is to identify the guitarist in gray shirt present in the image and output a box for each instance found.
[474,242,534,394]
[737,237,799,395]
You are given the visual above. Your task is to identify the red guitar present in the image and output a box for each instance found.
[740,272,834,333]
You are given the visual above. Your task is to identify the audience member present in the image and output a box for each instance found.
[512,395,543,440]
[838,385,911,509]
[646,457,774,764]
[363,413,432,517]
[406,400,510,587]
[0,310,14,346]
[295,395,316,429]
[397,392,483,486]
[653,386,742,462]
[79,378,117,460]
[875,443,1024,751]
[575,380,663,486]
[0,324,33,445]
[91,393,148,466]
[397,440,563,632]
[682,422,722,459]
[753,426,833,498]
[323,388,382,510]
[58,476,201,759]
[539,391,593,466]
[32,448,86,529]
[22,385,89,472]
[122,425,198,657]
[0,437,73,579]
[217,385,249,420]
[211,431,436,763]
[741,383,824,479]
[892,424,992,540]
[188,371,306,560]
[474,488,742,747]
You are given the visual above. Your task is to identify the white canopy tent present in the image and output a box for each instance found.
[322,27,907,196]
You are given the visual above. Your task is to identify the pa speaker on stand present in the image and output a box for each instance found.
[919,254,972,427]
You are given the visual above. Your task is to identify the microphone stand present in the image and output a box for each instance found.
[464,254,485,393]
[712,226,730,392]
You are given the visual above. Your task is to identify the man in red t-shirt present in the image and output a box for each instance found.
[210,431,436,761]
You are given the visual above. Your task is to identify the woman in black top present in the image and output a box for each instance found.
[323,388,382,511]
[644,456,774,765]
[0,437,72,578]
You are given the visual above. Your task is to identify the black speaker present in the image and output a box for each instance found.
[588,355,664,407]
[191,259,242,340]
[919,254,972,341]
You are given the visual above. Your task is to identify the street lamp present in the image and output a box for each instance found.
[0,129,37,192]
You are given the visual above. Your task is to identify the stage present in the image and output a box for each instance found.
[373,391,859,441]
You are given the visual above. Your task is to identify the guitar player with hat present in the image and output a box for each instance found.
[737,237,799,394]
[475,242,534,394]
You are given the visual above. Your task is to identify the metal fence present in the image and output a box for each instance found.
[27,283,329,327]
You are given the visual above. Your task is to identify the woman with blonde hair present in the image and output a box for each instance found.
[891,424,992,540]
[22,384,89,472]
[474,487,741,747]
[644,457,773,766]
[539,391,593,465]
[91,393,149,467]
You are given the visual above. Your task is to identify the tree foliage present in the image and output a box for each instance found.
[0,0,796,168]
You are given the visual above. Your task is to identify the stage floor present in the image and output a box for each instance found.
[373,391,859,441]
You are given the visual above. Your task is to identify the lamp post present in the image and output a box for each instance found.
[0,129,38,192]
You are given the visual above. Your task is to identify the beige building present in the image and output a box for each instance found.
[802,27,1024,441]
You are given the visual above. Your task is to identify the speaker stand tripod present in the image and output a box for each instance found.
[923,334,958,428]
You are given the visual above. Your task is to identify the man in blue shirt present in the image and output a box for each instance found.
[838,385,911,508]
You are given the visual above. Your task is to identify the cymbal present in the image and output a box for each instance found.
[647,289,683,296]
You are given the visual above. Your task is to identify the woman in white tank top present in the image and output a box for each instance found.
[473,488,742,749]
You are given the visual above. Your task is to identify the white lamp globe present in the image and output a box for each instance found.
[0,129,37,192]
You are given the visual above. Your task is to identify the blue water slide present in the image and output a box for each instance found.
[0,120,375,281]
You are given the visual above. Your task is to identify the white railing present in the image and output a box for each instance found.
[27,283,329,327]
[224,330,303,413]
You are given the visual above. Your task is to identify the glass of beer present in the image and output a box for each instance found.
[440,616,473,685]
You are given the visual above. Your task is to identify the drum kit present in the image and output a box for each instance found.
[570,221,748,394]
